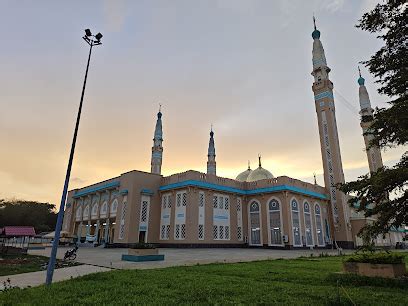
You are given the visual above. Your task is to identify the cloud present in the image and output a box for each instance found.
[71,177,87,184]
[323,0,345,13]
[103,0,128,32]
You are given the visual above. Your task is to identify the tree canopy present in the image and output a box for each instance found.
[0,199,57,233]
[340,0,407,242]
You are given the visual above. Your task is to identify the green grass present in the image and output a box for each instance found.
[1,255,407,305]
[0,254,79,276]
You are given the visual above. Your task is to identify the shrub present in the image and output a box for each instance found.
[345,252,405,264]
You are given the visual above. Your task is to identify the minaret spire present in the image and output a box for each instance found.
[311,22,353,247]
[151,106,163,175]
[313,14,317,30]
[258,154,262,168]
[248,160,251,170]
[207,125,216,175]
[358,67,383,173]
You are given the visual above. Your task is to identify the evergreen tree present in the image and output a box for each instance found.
[340,0,407,242]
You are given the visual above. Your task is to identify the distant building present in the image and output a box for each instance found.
[62,22,406,249]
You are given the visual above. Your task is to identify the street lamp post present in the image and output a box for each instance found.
[46,29,103,286]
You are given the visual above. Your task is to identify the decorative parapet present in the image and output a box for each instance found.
[161,170,327,199]
[159,178,329,200]
[73,181,120,198]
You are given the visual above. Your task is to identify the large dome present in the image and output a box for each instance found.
[246,166,274,182]
[236,156,274,182]
[236,168,252,182]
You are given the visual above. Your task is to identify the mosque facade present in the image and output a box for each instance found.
[61,23,406,249]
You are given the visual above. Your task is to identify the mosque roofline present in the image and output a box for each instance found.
[69,169,327,200]
[68,169,162,195]
[159,179,328,200]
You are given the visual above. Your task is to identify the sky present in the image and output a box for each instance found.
[0,0,405,206]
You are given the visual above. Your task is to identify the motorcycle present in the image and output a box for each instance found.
[63,245,78,261]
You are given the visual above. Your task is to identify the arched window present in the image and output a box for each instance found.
[315,204,325,246]
[303,202,314,246]
[268,199,282,245]
[291,199,302,247]
[91,202,99,219]
[249,201,261,245]
[83,205,90,220]
[76,206,82,221]
[100,201,108,218]
[110,199,118,217]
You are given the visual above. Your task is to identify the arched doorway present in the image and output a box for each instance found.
[249,201,261,245]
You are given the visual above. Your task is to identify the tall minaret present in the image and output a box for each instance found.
[151,107,163,175]
[358,68,383,173]
[207,126,216,175]
[311,18,353,247]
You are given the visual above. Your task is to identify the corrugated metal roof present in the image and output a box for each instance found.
[1,226,36,237]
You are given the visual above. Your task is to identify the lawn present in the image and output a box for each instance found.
[0,254,79,277]
[1,254,407,305]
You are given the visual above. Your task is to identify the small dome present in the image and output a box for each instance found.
[246,166,274,182]
[358,76,365,86]
[157,111,162,118]
[312,29,320,40]
[236,168,252,182]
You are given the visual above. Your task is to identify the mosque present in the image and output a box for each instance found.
[61,22,406,249]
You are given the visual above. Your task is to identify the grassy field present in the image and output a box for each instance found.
[0,254,79,276]
[0,254,407,305]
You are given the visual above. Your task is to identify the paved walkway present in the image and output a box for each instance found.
[0,264,110,290]
[29,247,350,270]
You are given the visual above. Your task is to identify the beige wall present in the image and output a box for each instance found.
[62,169,331,248]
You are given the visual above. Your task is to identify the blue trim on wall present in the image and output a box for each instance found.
[73,181,120,198]
[214,215,229,220]
[314,91,333,101]
[159,180,328,200]
[120,189,128,195]
[141,189,154,196]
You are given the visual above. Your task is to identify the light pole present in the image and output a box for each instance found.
[46,29,103,286]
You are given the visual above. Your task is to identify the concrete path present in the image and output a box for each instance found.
[29,247,352,270]
[0,265,110,290]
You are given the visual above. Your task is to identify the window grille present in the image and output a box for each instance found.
[167,195,172,208]
[219,196,224,209]
[177,193,181,207]
[119,201,127,240]
[141,201,148,222]
[161,225,166,240]
[198,224,204,240]
[237,201,241,212]
[213,225,218,239]
[166,225,171,239]
[182,193,187,207]
[213,196,218,208]
[199,193,204,207]
[225,226,230,240]
[237,226,242,240]
[219,225,224,239]
[181,224,186,239]
[175,224,180,239]
[224,197,229,210]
